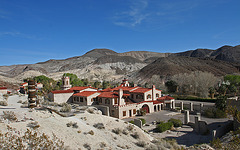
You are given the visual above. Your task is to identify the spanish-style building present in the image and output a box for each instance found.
[49,77,175,119]
[0,87,8,95]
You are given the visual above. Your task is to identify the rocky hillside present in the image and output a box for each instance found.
[0,45,240,84]
[172,45,240,63]
[137,56,240,78]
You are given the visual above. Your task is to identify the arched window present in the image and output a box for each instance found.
[156,93,159,98]
[147,94,151,99]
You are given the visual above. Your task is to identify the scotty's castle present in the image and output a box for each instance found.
[48,77,175,119]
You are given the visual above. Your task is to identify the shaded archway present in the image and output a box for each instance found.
[142,104,150,113]
[154,105,157,112]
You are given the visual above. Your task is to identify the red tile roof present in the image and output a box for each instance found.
[157,96,175,100]
[0,87,7,90]
[131,88,151,93]
[69,86,90,91]
[20,82,28,86]
[112,86,139,92]
[153,100,164,104]
[73,91,100,97]
[51,90,74,94]
[98,92,119,98]
[100,88,113,92]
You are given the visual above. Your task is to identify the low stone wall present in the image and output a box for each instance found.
[233,117,240,131]
[175,102,215,113]
[212,120,233,139]
[94,105,109,116]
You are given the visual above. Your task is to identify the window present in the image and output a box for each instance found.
[156,93,159,98]
[73,97,76,102]
[112,110,115,116]
[114,98,118,105]
[80,97,83,102]
[133,109,136,114]
[99,98,102,103]
[77,97,80,102]
[123,111,126,117]
[147,94,151,99]
[91,98,93,102]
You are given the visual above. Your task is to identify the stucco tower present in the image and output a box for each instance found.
[121,78,130,87]
[61,76,72,90]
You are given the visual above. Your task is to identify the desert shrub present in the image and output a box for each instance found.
[99,142,106,148]
[27,121,40,129]
[137,108,146,116]
[129,120,134,124]
[0,101,8,106]
[87,108,95,114]
[122,129,129,135]
[112,128,122,134]
[156,122,173,133]
[152,138,181,150]
[210,138,222,149]
[60,103,72,112]
[203,108,227,118]
[77,130,81,133]
[21,104,28,108]
[0,125,64,149]
[22,100,28,104]
[131,132,140,139]
[135,141,147,147]
[17,100,22,103]
[2,111,17,122]
[168,118,182,127]
[93,123,105,129]
[126,124,134,131]
[139,118,146,125]
[72,122,78,128]
[88,130,94,135]
[83,143,91,150]
[66,122,73,127]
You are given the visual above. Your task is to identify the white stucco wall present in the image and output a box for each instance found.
[53,93,73,103]
[0,89,8,95]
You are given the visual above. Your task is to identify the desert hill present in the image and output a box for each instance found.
[137,56,240,79]
[0,44,240,84]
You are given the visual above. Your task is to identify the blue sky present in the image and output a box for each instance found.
[0,0,239,66]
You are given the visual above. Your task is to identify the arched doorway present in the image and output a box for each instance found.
[142,104,150,113]
[158,105,160,111]
[154,105,157,112]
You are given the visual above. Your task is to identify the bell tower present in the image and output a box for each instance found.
[61,76,72,90]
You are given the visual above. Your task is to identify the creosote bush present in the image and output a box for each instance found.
[60,103,72,112]
[126,124,134,131]
[0,101,8,106]
[27,121,40,129]
[99,142,106,148]
[93,123,105,129]
[168,118,182,127]
[0,125,65,149]
[88,130,94,135]
[155,122,173,133]
[83,143,91,150]
[2,111,17,122]
[135,141,147,147]
[131,132,140,139]
[112,128,122,134]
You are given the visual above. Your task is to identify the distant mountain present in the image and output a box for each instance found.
[0,45,240,84]
[172,45,240,63]
[137,56,240,79]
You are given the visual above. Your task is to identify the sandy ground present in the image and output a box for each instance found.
[0,95,154,150]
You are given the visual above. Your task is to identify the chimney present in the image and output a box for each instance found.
[152,85,156,101]
[118,89,124,105]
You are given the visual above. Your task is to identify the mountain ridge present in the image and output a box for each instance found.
[0,44,240,83]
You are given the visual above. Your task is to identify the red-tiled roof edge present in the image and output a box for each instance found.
[0,87,7,90]
[51,90,74,94]
[73,91,100,97]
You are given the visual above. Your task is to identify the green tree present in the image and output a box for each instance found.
[215,96,227,111]
[102,81,110,89]
[209,87,216,99]
[93,81,101,89]
[165,80,178,93]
